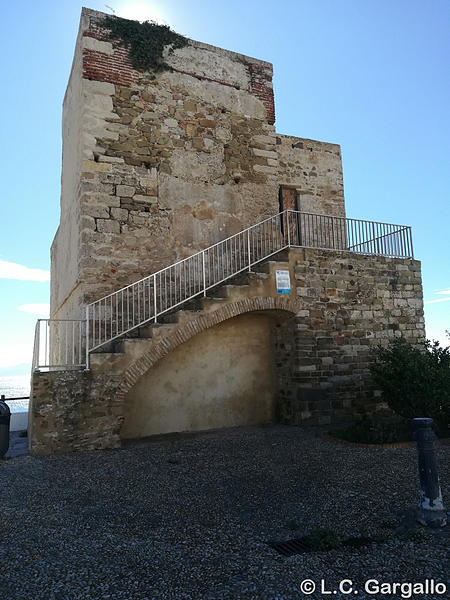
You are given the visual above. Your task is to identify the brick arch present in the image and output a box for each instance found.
[116,296,297,400]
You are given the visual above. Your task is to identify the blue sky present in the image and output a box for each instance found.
[0,0,449,374]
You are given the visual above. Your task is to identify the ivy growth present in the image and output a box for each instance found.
[102,15,187,72]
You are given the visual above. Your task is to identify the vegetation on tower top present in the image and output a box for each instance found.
[102,15,188,72]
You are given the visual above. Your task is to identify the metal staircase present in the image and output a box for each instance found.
[32,210,413,371]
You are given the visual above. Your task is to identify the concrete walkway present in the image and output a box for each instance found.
[6,430,29,458]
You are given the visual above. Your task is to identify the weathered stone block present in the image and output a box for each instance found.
[83,204,110,219]
[133,194,157,204]
[98,155,125,164]
[252,148,278,158]
[183,101,197,113]
[253,164,277,174]
[116,185,135,197]
[111,208,129,221]
[80,215,96,230]
[97,219,120,233]
[82,160,111,173]
[82,36,114,56]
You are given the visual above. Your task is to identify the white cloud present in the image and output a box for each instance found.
[424,287,450,305]
[17,304,50,316]
[0,260,49,282]
[424,297,450,305]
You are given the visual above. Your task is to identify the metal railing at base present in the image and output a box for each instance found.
[32,319,86,371]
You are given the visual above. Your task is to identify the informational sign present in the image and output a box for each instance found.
[276,270,291,294]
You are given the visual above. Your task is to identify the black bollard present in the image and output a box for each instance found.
[0,395,11,459]
[413,418,447,527]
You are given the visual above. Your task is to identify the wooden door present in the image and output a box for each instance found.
[279,186,298,212]
[279,187,299,244]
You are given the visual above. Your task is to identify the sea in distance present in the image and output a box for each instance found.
[0,375,30,414]
[0,375,30,399]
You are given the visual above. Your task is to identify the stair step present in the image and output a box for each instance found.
[247,271,270,280]
[175,310,202,324]
[215,284,238,298]
[158,313,178,324]
[89,351,125,366]
[91,341,122,354]
[200,297,229,312]
[253,260,289,274]
[201,296,227,305]
[147,323,175,339]
[121,337,151,350]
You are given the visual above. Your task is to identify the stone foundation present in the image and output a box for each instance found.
[28,369,122,456]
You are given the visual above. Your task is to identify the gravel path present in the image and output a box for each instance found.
[0,424,448,599]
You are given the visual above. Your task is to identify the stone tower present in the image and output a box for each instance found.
[50,7,345,321]
[29,8,424,456]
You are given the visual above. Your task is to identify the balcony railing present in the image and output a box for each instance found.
[32,210,414,371]
[32,318,86,371]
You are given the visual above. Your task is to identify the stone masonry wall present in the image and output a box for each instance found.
[277,135,346,217]
[275,249,425,425]
[28,369,122,456]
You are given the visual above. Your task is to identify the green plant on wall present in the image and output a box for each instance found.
[102,15,187,72]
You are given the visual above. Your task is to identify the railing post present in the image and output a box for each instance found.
[34,320,41,371]
[202,251,207,296]
[153,274,158,323]
[286,210,291,247]
[85,306,90,370]
[247,230,251,272]
[409,227,414,259]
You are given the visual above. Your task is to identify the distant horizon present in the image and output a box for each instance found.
[0,366,31,377]
[0,372,30,401]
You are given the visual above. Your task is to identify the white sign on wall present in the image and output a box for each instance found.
[276,270,291,294]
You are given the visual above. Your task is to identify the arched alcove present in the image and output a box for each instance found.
[120,310,293,439]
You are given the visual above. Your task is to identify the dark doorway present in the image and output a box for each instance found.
[278,186,298,212]
[279,186,300,244]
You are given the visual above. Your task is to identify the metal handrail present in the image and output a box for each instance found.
[86,211,290,361]
[32,318,86,371]
[86,211,287,302]
[33,210,414,370]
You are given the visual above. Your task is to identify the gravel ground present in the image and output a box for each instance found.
[0,424,449,600]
